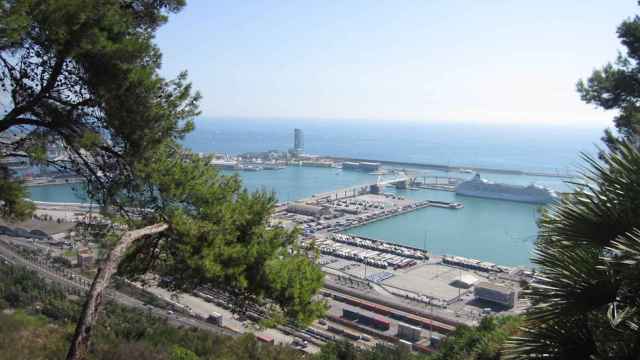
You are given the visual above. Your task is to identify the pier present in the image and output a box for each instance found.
[327,156,575,179]
[303,174,416,204]
[277,177,464,240]
[335,199,463,232]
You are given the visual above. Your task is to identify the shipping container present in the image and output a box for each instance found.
[356,313,391,331]
[326,289,455,333]
[372,316,391,331]
[342,308,360,321]
[256,334,275,344]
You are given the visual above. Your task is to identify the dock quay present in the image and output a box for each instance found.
[415,183,457,192]
[278,184,464,239]
[23,175,85,187]
[334,199,463,232]
[442,255,511,273]
[275,177,531,338]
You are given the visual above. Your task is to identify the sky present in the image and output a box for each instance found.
[156,1,639,126]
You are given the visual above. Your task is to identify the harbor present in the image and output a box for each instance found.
[266,169,534,336]
[26,164,542,266]
[5,128,568,355]
[18,156,538,348]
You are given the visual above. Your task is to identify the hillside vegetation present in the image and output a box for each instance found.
[0,263,521,360]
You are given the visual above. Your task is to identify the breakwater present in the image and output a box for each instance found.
[327,156,574,179]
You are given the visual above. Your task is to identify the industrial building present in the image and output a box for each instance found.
[300,160,334,168]
[286,203,329,218]
[474,282,517,308]
[341,161,381,172]
[359,162,381,172]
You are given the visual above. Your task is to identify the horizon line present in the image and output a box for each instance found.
[194,114,613,129]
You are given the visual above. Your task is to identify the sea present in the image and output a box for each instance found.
[27,118,606,266]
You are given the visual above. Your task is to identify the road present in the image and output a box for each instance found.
[0,238,236,337]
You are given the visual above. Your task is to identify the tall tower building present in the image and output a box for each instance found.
[294,128,304,155]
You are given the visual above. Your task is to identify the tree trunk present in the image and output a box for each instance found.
[66,222,168,360]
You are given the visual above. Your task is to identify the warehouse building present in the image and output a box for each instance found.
[341,161,381,172]
[474,282,517,308]
[286,203,330,218]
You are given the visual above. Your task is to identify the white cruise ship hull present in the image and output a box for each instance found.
[456,189,555,204]
[455,173,558,205]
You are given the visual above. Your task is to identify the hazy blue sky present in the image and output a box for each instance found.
[156,1,638,126]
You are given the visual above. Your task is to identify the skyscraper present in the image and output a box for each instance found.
[294,128,304,155]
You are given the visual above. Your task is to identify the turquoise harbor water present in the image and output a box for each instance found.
[223,166,376,201]
[28,183,91,204]
[346,188,540,266]
[28,167,556,266]
[26,118,603,267]
[27,166,377,204]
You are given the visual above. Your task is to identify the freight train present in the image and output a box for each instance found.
[324,290,455,334]
[342,308,391,331]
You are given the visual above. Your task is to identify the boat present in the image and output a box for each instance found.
[234,164,263,171]
[455,173,558,204]
[243,165,262,171]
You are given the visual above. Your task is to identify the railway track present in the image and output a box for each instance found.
[321,287,457,334]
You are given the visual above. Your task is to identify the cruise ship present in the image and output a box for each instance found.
[455,173,558,204]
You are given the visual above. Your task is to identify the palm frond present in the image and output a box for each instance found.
[506,142,640,359]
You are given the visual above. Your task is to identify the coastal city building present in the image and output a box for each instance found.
[294,128,304,156]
